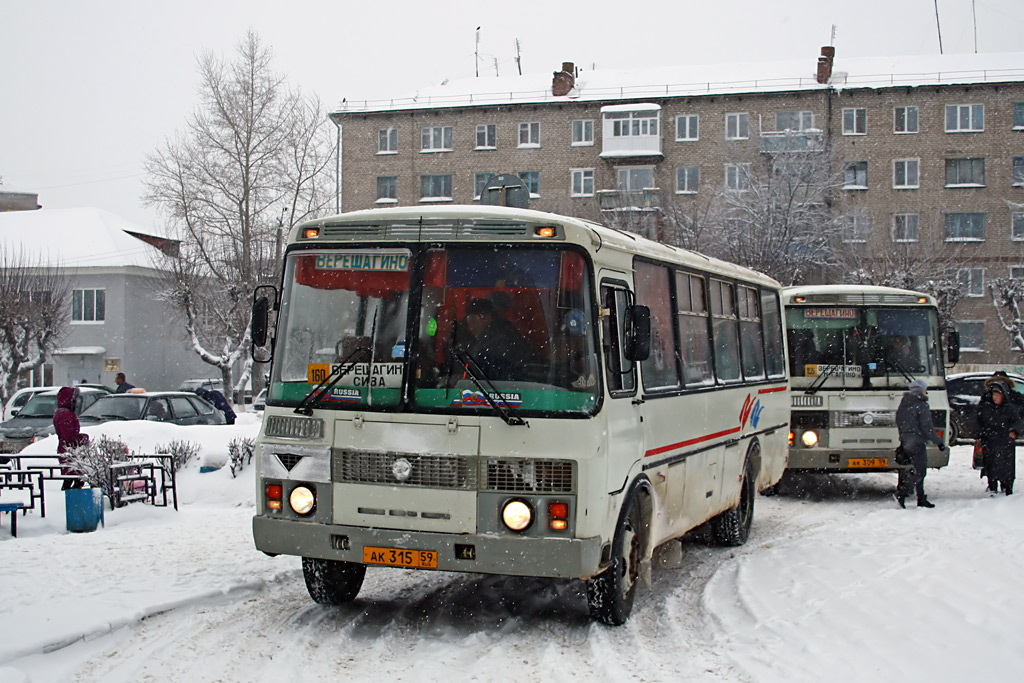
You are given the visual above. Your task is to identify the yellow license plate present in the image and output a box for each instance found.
[848,458,889,468]
[363,546,438,569]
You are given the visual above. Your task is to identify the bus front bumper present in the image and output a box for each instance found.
[787,447,949,472]
[252,515,605,579]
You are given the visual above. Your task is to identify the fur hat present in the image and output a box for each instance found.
[985,372,1016,392]
[908,378,928,396]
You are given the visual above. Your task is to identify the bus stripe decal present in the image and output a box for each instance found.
[644,427,742,458]
[758,385,787,394]
[642,422,790,471]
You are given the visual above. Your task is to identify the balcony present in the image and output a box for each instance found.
[597,188,662,211]
[759,129,824,154]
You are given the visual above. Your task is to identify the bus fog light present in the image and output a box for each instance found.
[801,430,819,447]
[502,500,533,531]
[289,486,316,515]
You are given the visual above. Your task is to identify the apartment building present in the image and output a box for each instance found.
[329,49,1024,366]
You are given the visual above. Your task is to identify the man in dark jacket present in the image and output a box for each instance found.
[894,378,945,508]
[53,386,88,490]
[114,373,135,394]
[976,380,1020,495]
[195,387,236,425]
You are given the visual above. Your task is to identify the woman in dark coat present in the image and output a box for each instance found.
[976,380,1020,495]
[53,386,89,490]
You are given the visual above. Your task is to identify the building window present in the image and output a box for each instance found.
[945,104,984,132]
[676,166,699,194]
[377,127,398,154]
[1015,103,1024,130]
[572,119,594,146]
[956,321,985,351]
[893,159,919,189]
[894,106,919,134]
[376,176,397,203]
[842,108,866,135]
[725,113,749,140]
[843,214,869,243]
[945,212,986,241]
[676,114,699,140]
[475,124,496,150]
[474,173,495,200]
[893,213,920,242]
[72,288,105,323]
[617,166,655,192]
[608,111,659,137]
[421,126,453,152]
[518,122,540,147]
[1010,265,1024,279]
[775,111,814,131]
[1013,157,1024,186]
[571,169,594,197]
[945,158,985,187]
[419,174,452,201]
[1012,212,1024,241]
[518,171,540,197]
[952,268,985,297]
[843,161,868,189]
[725,164,750,191]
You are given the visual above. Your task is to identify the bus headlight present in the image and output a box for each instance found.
[501,500,533,531]
[801,430,819,447]
[289,486,316,515]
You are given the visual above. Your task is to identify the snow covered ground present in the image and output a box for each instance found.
[1,427,1022,682]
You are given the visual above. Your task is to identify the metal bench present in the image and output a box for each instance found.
[0,501,26,537]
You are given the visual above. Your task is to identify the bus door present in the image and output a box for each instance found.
[600,277,644,492]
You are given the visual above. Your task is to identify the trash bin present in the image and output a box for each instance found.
[66,488,105,533]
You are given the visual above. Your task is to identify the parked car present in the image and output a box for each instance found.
[78,391,227,427]
[946,371,1024,443]
[2,385,62,422]
[178,378,252,404]
[253,388,267,411]
[0,387,108,453]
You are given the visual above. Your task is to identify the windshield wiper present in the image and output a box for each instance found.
[293,346,365,416]
[452,348,528,427]
[881,353,914,383]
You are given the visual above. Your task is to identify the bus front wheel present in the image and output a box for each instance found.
[586,496,641,625]
[302,557,366,605]
[711,455,756,547]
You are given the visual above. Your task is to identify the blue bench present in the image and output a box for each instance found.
[0,502,25,537]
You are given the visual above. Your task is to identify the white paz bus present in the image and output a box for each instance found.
[250,205,790,624]
[783,284,959,475]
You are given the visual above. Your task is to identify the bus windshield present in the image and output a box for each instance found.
[271,246,599,415]
[786,305,943,383]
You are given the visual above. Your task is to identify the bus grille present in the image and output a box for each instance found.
[832,411,897,428]
[333,450,476,489]
[485,459,575,493]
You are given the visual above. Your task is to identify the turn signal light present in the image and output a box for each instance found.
[302,227,320,239]
[266,483,283,511]
[535,226,556,238]
[548,501,569,531]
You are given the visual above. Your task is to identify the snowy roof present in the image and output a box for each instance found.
[333,52,1024,114]
[0,207,167,269]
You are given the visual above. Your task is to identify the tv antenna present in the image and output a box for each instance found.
[475,26,481,77]
[515,38,522,75]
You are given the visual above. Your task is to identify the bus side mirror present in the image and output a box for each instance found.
[947,329,960,366]
[624,305,651,362]
[251,285,277,362]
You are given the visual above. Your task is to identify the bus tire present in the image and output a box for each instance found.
[302,556,366,605]
[586,495,641,626]
[711,455,756,547]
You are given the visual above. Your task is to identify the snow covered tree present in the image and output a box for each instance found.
[143,31,335,400]
[988,277,1024,355]
[702,147,843,285]
[0,247,71,407]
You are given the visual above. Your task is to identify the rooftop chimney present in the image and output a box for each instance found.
[552,61,575,97]
[816,46,835,84]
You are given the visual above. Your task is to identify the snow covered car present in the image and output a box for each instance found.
[78,391,227,427]
[0,387,108,453]
[2,385,62,422]
[252,388,267,411]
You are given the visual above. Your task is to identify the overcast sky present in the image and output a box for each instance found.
[1,0,1021,229]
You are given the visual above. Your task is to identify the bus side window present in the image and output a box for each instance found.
[601,284,636,395]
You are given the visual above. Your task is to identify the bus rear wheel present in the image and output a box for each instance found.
[711,455,756,547]
[302,557,366,605]
[586,496,641,625]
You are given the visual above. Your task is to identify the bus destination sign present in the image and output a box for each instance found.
[803,307,856,319]
[315,252,409,271]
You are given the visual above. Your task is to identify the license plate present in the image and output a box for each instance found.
[848,458,888,468]
[363,546,438,569]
